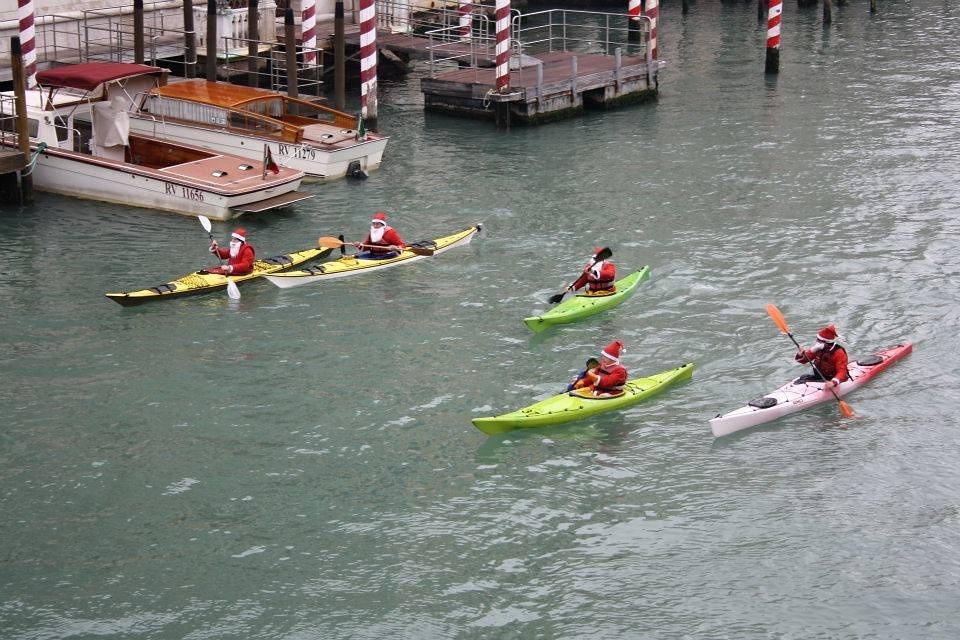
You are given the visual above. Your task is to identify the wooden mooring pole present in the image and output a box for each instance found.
[205,0,217,80]
[247,0,259,87]
[133,0,145,64]
[823,0,832,24]
[11,37,33,205]
[284,8,298,99]
[183,0,197,78]
[870,0,877,13]
[758,0,767,22]
[335,0,345,110]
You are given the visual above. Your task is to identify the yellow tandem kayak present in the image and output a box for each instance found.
[105,246,333,306]
[264,225,481,289]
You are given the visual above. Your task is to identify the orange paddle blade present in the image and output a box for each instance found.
[838,400,855,418]
[766,303,790,335]
[318,236,345,249]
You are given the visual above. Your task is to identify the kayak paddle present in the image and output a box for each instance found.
[548,246,613,304]
[198,215,241,299]
[765,303,854,418]
[318,235,435,257]
[197,215,224,267]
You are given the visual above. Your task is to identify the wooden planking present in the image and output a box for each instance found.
[423,50,649,102]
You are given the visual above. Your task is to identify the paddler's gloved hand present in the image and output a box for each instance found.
[209,240,219,253]
[222,265,233,275]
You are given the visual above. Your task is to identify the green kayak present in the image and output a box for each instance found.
[523,267,650,332]
[472,362,694,435]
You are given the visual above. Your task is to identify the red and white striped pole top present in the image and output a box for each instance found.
[18,0,37,89]
[494,0,510,91]
[767,0,782,49]
[359,0,378,119]
[628,0,641,22]
[301,0,317,64]
[459,0,472,42]
[645,0,659,60]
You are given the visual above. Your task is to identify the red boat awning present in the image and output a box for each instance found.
[37,62,166,91]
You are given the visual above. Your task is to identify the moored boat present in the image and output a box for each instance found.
[264,225,481,289]
[105,246,333,305]
[709,343,913,437]
[524,267,650,332]
[0,63,311,220]
[472,363,694,435]
[127,79,388,181]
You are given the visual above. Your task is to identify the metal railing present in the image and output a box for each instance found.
[37,1,278,66]
[426,8,650,80]
[217,36,324,95]
[0,94,21,148]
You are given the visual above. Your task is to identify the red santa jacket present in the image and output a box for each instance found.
[795,345,849,384]
[571,259,617,293]
[362,227,405,255]
[577,362,628,393]
[213,243,256,276]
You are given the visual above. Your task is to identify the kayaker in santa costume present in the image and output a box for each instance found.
[794,324,849,388]
[573,340,628,396]
[355,212,405,259]
[208,228,255,276]
[569,247,617,295]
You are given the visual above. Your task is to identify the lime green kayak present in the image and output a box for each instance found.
[472,362,694,435]
[524,267,650,332]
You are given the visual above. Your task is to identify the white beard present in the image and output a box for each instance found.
[370,225,386,243]
[229,241,241,258]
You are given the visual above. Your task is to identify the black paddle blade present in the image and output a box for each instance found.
[408,246,435,256]
[548,292,567,304]
[338,234,346,256]
[594,246,613,262]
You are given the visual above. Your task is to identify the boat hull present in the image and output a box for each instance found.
[105,246,332,305]
[709,343,913,437]
[127,117,388,180]
[472,363,694,434]
[9,138,307,221]
[265,226,481,289]
[524,267,650,332]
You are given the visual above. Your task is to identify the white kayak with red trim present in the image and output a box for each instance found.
[709,343,913,437]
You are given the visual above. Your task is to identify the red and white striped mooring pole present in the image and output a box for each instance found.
[18,0,37,89]
[494,0,510,92]
[359,0,378,128]
[766,0,781,73]
[301,0,317,65]
[459,0,472,42]
[645,0,659,60]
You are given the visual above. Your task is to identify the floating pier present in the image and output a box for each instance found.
[419,8,659,127]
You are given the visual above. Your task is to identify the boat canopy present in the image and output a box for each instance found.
[150,80,287,109]
[37,62,167,91]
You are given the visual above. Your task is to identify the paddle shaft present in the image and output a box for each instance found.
[783,329,847,404]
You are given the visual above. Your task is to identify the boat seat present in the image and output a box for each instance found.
[748,397,777,409]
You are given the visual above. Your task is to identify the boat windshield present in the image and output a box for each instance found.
[241,98,283,119]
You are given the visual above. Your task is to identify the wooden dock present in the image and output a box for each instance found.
[421,50,658,125]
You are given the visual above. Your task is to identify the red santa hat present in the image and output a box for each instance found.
[231,228,247,242]
[371,212,388,226]
[816,324,838,343]
[601,340,624,363]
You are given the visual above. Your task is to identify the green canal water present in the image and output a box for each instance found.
[3,1,960,637]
